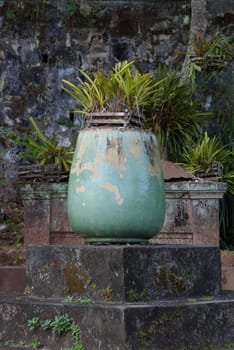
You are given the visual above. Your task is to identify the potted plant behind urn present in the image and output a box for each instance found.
[62,61,166,243]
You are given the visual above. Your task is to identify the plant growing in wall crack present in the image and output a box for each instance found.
[27,313,85,349]
[27,316,40,331]
[42,313,72,335]
[190,34,234,70]
[30,337,42,349]
[63,295,94,304]
[17,116,74,176]
[28,117,73,172]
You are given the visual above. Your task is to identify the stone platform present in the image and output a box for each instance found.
[26,245,221,300]
[0,293,234,349]
[0,244,234,349]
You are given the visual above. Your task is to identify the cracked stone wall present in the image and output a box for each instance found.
[0,0,233,141]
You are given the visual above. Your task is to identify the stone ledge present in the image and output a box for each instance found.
[0,293,233,350]
[164,181,227,199]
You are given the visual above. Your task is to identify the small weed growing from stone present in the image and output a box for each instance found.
[128,288,151,301]
[42,313,72,334]
[98,288,113,302]
[63,295,94,304]
[187,298,197,302]
[64,321,85,350]
[200,296,215,301]
[63,295,75,302]
[187,296,215,303]
[26,313,85,349]
[29,337,41,348]
[17,340,26,347]
[23,287,31,296]
[76,298,94,304]
[27,316,40,331]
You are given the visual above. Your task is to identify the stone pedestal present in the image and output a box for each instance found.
[0,244,234,350]
[26,245,221,300]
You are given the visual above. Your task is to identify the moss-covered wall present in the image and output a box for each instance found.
[0,0,233,142]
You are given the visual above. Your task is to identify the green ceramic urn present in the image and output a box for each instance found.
[67,128,165,243]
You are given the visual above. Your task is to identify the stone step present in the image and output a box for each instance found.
[0,292,234,350]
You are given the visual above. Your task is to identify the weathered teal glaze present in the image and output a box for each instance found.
[68,128,165,243]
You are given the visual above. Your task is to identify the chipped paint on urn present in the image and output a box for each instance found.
[68,128,165,243]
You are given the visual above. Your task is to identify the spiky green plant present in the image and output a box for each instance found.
[62,60,165,117]
[191,36,220,57]
[178,132,231,173]
[145,65,209,160]
[191,34,234,61]
[178,132,234,193]
[21,117,73,172]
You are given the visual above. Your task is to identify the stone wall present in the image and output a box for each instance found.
[0,0,233,141]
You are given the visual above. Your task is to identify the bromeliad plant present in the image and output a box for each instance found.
[19,116,74,172]
[178,132,234,193]
[62,60,165,127]
[178,131,234,248]
[145,65,209,160]
[191,34,234,66]
[62,62,209,161]
[188,34,234,86]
